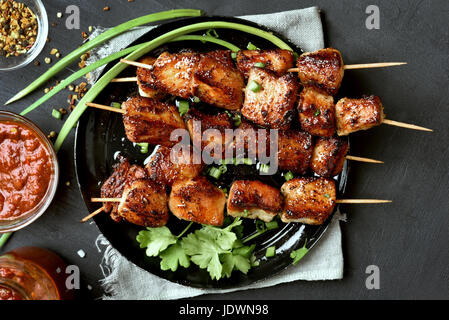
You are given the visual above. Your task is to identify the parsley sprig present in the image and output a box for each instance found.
[136,217,259,280]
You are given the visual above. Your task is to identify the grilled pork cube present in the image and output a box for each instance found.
[184,108,234,160]
[100,157,147,222]
[117,179,169,227]
[145,145,203,187]
[280,177,336,225]
[227,180,283,222]
[232,119,271,159]
[168,176,226,226]
[277,129,313,174]
[136,57,167,100]
[194,50,244,111]
[310,137,349,177]
[151,51,200,99]
[298,87,336,137]
[242,68,299,129]
[335,95,385,136]
[236,49,295,78]
[296,48,344,95]
[122,96,186,147]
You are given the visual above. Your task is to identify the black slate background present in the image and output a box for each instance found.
[0,0,448,300]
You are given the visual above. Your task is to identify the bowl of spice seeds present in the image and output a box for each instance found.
[0,0,48,71]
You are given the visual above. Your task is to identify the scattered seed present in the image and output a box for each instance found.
[44,88,49,93]
[44,57,51,64]
[55,52,60,58]
[68,84,75,91]
[65,181,71,187]
[103,6,110,11]
[88,25,93,32]
[59,108,67,115]
[48,131,57,138]
[56,12,62,18]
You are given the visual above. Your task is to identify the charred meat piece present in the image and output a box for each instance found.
[136,57,167,100]
[184,108,234,160]
[168,176,226,226]
[296,48,344,95]
[310,137,349,177]
[117,179,169,227]
[151,51,200,99]
[100,157,147,222]
[236,49,295,78]
[145,145,203,187]
[194,50,244,111]
[277,129,313,174]
[227,180,283,222]
[242,68,299,129]
[280,177,336,225]
[335,95,385,136]
[122,96,185,147]
[298,87,336,137]
[232,119,271,159]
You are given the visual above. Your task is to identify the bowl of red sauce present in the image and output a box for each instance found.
[0,111,59,232]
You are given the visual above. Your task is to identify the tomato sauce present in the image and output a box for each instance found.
[0,121,53,219]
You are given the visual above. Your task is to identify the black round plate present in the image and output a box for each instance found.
[74,16,348,289]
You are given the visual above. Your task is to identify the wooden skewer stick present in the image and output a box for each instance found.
[92,197,391,205]
[81,206,105,223]
[91,197,122,202]
[383,119,433,132]
[120,58,407,74]
[85,102,125,114]
[111,77,138,83]
[345,155,383,164]
[335,199,392,204]
[287,62,407,73]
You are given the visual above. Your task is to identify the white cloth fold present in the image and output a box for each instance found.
[87,7,344,300]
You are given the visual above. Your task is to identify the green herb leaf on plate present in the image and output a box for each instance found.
[290,240,309,265]
[136,226,177,257]
[160,242,190,272]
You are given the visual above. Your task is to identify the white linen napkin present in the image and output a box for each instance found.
[86,7,345,300]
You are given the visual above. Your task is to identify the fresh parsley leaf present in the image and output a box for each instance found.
[221,252,251,278]
[136,227,177,257]
[290,240,309,265]
[160,242,190,272]
[181,231,228,280]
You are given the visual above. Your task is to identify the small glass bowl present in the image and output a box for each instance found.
[0,0,48,71]
[0,111,59,232]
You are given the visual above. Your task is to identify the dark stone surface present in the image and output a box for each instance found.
[0,0,448,300]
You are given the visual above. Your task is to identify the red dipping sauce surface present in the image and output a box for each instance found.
[0,121,53,219]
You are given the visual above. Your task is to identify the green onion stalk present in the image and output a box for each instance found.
[6,9,203,105]
[54,21,294,152]
[0,233,12,250]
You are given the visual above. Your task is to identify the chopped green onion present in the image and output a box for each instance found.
[224,110,232,118]
[233,113,242,126]
[205,28,219,38]
[137,142,149,154]
[314,109,321,116]
[6,9,203,105]
[284,171,294,181]
[221,158,234,165]
[243,209,249,217]
[221,188,228,195]
[110,102,121,109]
[177,100,190,116]
[265,246,276,258]
[247,42,259,50]
[231,52,237,60]
[192,96,200,103]
[52,109,62,119]
[265,221,279,230]
[208,167,222,179]
[255,220,266,232]
[219,164,227,174]
[243,158,253,165]
[324,194,330,198]
[259,163,270,174]
[293,51,299,60]
[55,20,295,152]
[254,62,266,68]
[248,80,262,93]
